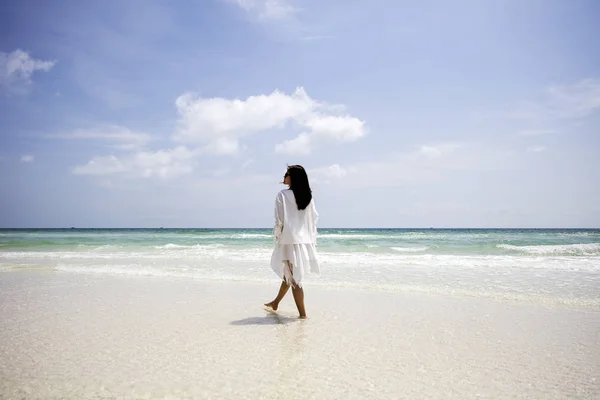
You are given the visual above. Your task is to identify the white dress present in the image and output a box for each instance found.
[270,189,320,287]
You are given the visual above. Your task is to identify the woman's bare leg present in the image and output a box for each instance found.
[264,280,289,310]
[281,261,307,318]
[291,285,306,318]
[266,261,307,317]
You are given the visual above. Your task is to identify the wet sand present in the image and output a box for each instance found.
[1,271,598,399]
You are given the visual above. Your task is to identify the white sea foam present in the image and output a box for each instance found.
[3,248,599,272]
[3,229,599,313]
[318,232,496,240]
[154,243,225,250]
[0,253,596,311]
[497,243,600,256]
[318,233,440,239]
[230,233,272,239]
[156,243,189,249]
[194,233,272,239]
[391,246,429,252]
[3,238,600,309]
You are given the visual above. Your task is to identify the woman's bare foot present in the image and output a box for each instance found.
[298,315,307,319]
[265,281,290,312]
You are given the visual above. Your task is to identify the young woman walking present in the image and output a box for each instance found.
[264,165,320,318]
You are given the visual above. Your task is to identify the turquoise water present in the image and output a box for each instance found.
[1,228,599,307]
[2,228,599,254]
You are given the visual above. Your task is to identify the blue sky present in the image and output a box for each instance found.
[1,0,599,228]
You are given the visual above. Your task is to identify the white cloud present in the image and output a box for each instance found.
[276,115,366,155]
[202,137,241,155]
[20,155,35,163]
[0,50,56,93]
[527,145,547,153]
[175,86,365,155]
[225,0,297,20]
[419,145,443,158]
[510,79,600,121]
[175,87,313,144]
[73,146,196,179]
[50,125,151,150]
[73,155,124,176]
[309,164,352,183]
[306,115,365,141]
[274,133,312,155]
[260,0,296,20]
[71,86,366,181]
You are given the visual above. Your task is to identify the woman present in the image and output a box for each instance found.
[264,165,320,319]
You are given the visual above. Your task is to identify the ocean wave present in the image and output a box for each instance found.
[391,246,429,253]
[231,234,272,239]
[0,245,269,260]
[3,249,599,270]
[156,243,189,249]
[195,234,272,239]
[74,244,125,250]
[497,243,600,256]
[159,233,273,240]
[317,233,487,240]
[317,233,444,240]
[154,243,225,250]
[318,234,388,239]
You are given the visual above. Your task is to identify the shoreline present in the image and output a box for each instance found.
[3,267,598,311]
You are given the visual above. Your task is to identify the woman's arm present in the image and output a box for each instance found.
[312,198,319,242]
[273,192,284,242]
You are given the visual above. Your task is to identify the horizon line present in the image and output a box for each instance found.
[1,227,599,230]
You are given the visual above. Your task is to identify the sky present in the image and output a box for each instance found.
[1,0,599,228]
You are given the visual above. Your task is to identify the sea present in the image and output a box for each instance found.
[1,228,599,308]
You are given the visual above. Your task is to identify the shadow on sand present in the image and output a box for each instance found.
[231,311,300,326]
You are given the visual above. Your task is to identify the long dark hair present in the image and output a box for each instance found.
[286,165,312,210]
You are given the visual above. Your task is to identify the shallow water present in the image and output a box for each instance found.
[1,228,599,307]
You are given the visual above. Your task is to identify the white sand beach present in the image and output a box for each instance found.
[1,271,598,399]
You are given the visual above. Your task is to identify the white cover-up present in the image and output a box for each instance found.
[270,189,320,287]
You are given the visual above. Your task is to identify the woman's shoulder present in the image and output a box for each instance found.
[276,189,291,199]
